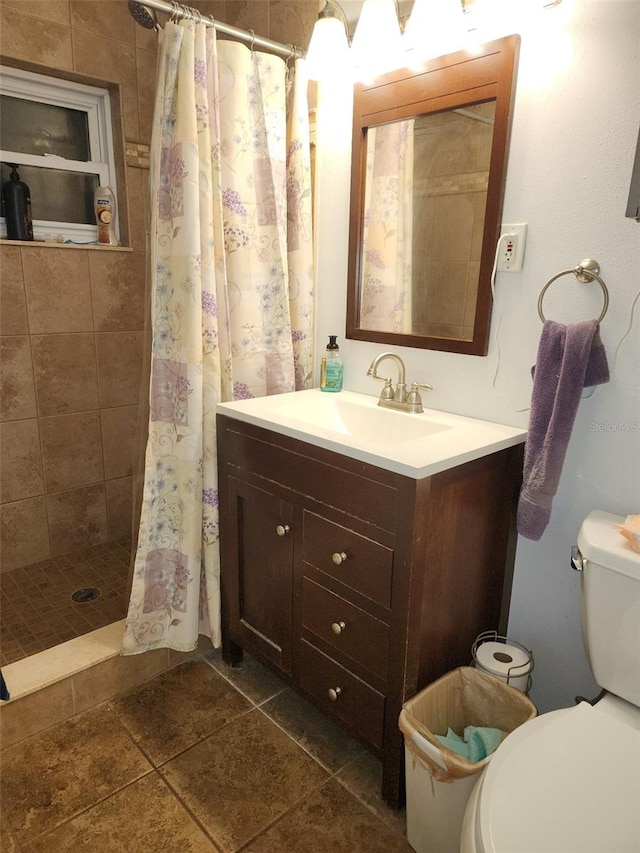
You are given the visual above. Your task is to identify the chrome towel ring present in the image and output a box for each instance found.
[538,258,610,324]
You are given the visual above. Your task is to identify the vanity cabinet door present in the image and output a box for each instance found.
[226,478,295,676]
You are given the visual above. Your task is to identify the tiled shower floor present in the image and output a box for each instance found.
[0,541,131,666]
[1,651,412,852]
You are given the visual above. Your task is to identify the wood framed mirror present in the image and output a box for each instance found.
[346,35,520,355]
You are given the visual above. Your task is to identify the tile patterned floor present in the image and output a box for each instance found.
[0,650,413,852]
[0,541,131,666]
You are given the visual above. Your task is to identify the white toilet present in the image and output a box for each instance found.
[461,510,640,853]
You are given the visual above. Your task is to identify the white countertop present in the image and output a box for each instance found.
[217,389,526,479]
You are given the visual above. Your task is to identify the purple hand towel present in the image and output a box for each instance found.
[517,320,609,540]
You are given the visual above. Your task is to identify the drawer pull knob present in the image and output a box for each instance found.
[331,621,347,635]
[332,551,347,565]
[328,687,342,701]
[276,524,290,537]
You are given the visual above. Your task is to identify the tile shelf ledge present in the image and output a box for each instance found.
[1,239,134,251]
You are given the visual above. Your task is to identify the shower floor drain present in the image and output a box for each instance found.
[71,587,102,603]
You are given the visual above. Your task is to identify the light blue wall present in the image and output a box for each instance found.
[313,0,640,712]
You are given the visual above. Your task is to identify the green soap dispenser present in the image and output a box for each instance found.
[320,335,343,392]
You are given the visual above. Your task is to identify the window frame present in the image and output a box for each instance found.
[0,65,120,244]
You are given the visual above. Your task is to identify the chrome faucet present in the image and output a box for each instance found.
[367,351,433,413]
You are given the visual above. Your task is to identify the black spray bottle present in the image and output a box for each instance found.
[2,165,33,241]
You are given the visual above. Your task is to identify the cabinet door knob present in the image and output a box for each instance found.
[331,551,347,565]
[328,687,342,701]
[276,524,290,537]
[331,621,347,635]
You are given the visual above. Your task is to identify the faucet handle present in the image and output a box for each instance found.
[406,382,433,414]
[379,378,394,400]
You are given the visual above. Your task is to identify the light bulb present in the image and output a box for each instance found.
[306,10,351,81]
[352,0,404,81]
[403,0,467,62]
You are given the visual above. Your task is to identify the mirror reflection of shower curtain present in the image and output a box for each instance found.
[359,120,414,333]
[123,21,314,655]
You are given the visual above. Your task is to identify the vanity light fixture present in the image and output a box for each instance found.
[306,0,563,83]
[306,0,351,81]
[351,0,404,80]
[403,0,468,62]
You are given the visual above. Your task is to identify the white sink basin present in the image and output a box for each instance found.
[217,389,526,479]
[265,393,450,444]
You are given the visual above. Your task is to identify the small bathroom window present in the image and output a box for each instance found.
[0,66,119,243]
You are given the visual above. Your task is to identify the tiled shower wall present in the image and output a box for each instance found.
[0,0,316,573]
[0,0,154,573]
[0,244,146,571]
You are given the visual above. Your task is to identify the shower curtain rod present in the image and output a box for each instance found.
[136,0,303,58]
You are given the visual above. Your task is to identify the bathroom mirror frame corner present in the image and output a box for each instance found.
[346,34,521,356]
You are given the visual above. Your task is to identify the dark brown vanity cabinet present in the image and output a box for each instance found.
[217,414,523,808]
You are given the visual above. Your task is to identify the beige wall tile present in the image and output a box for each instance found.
[424,261,468,326]
[226,0,270,29]
[105,475,133,541]
[191,0,227,22]
[70,0,135,44]
[125,166,148,253]
[89,251,146,331]
[46,483,109,555]
[73,30,139,141]
[0,419,44,504]
[470,191,487,262]
[101,405,138,479]
[2,1,71,25]
[0,1,152,569]
[96,331,143,408]
[135,48,157,146]
[72,648,169,713]
[22,248,93,334]
[0,247,28,336]
[0,677,74,749]
[268,1,317,50]
[40,411,104,493]
[0,336,37,422]
[464,262,481,328]
[430,194,475,263]
[32,333,99,416]
[133,10,163,51]
[0,497,51,572]
[0,5,73,69]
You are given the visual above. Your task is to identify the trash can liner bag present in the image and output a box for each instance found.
[399,666,537,783]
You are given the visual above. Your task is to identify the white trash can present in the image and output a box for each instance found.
[399,667,537,853]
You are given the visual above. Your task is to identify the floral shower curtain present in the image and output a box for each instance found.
[360,120,414,333]
[123,21,313,655]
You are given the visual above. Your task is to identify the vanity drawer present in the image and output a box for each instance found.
[303,511,393,608]
[302,578,389,680]
[299,640,385,749]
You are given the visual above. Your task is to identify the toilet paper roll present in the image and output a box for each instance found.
[474,641,532,692]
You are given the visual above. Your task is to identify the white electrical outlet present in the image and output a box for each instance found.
[498,223,527,271]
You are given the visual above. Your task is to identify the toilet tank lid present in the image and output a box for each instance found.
[578,510,640,580]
